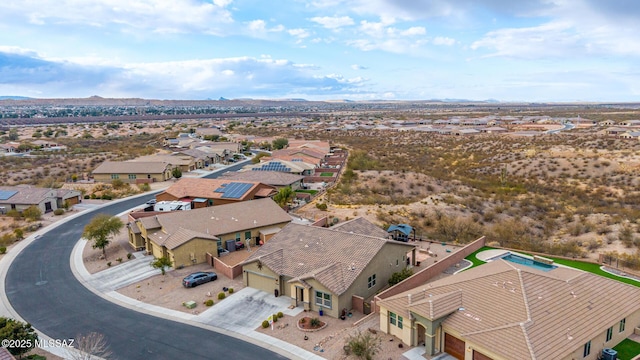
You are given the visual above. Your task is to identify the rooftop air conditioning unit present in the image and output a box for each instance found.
[602,348,617,360]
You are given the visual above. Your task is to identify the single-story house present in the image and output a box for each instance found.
[377,258,640,360]
[241,221,417,318]
[128,198,291,267]
[92,161,174,183]
[0,186,58,213]
[131,154,202,172]
[244,159,316,175]
[155,178,277,208]
[55,189,82,207]
[220,170,305,190]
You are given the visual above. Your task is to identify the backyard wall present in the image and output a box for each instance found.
[373,236,486,313]
[213,257,243,279]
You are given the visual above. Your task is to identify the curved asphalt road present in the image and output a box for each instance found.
[5,162,288,360]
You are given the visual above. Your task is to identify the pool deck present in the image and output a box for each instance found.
[475,249,510,261]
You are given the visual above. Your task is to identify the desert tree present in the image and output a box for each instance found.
[67,332,112,360]
[0,317,38,358]
[151,256,172,275]
[344,330,381,360]
[82,214,123,260]
[273,186,294,208]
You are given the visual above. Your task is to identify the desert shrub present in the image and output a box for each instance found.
[205,299,214,307]
[299,318,306,324]
[101,194,113,200]
[345,330,381,360]
[138,183,151,191]
[277,312,283,318]
[310,317,320,327]
[106,262,112,267]
[228,288,234,294]
[0,247,6,254]
[262,320,269,328]
[389,267,413,286]
[316,203,328,211]
[23,206,42,221]
[217,292,226,300]
[53,209,65,216]
[127,253,132,259]
[116,257,123,263]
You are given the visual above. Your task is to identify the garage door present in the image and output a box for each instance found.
[246,271,276,294]
[444,333,465,360]
[473,350,492,360]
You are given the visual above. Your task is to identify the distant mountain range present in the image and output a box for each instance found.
[0,96,33,100]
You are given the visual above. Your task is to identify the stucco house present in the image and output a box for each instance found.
[92,161,174,183]
[127,198,291,267]
[155,178,277,208]
[0,186,80,213]
[243,159,316,175]
[220,170,305,190]
[241,221,417,318]
[377,258,640,360]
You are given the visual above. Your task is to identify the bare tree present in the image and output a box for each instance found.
[67,332,112,360]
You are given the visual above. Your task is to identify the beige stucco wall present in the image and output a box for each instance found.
[379,306,412,344]
[93,170,172,184]
[243,262,280,295]
[304,279,340,318]
[170,237,219,268]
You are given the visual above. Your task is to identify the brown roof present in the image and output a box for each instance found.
[137,198,291,249]
[221,170,304,186]
[330,217,390,239]
[0,347,15,360]
[93,161,170,174]
[379,259,640,360]
[272,147,327,160]
[160,178,275,201]
[131,154,195,166]
[0,186,55,205]
[243,223,415,295]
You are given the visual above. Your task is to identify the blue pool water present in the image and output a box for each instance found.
[502,254,557,272]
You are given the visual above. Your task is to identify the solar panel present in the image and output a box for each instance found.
[0,190,18,200]
[219,182,254,199]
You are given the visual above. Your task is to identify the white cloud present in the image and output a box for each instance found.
[433,36,455,46]
[288,28,310,39]
[248,20,267,32]
[0,0,234,35]
[310,16,354,29]
[351,64,368,70]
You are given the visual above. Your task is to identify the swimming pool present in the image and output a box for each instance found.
[502,253,557,272]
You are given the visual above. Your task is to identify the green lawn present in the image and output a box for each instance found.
[463,247,640,288]
[319,172,334,177]
[464,246,492,269]
[613,339,640,360]
[295,189,318,195]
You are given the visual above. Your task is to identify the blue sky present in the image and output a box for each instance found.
[1,0,639,102]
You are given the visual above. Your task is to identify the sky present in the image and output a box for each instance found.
[1,0,640,102]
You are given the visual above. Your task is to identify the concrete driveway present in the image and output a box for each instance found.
[195,287,303,332]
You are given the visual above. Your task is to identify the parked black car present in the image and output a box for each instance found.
[182,272,217,288]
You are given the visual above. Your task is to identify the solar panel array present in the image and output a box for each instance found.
[217,182,254,199]
[0,190,18,200]
[251,161,291,172]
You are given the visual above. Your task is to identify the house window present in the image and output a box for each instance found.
[315,291,332,308]
[389,312,403,329]
[245,231,252,240]
[111,174,119,179]
[620,318,626,333]
[128,174,136,180]
[606,326,613,342]
[583,341,591,357]
[235,232,241,241]
[368,274,376,289]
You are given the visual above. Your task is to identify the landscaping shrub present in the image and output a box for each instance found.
[310,317,320,327]
[228,288,234,294]
[127,253,132,259]
[272,314,278,323]
[205,299,214,307]
[217,292,226,300]
[261,320,269,328]
[277,312,283,318]
[106,262,112,267]
[116,257,123,263]
[316,203,328,211]
[53,209,65,216]
[0,247,6,254]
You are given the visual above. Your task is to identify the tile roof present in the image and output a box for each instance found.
[221,170,304,186]
[93,161,170,174]
[137,198,291,249]
[330,217,390,239]
[243,223,415,295]
[131,154,195,166]
[0,186,55,204]
[378,259,640,360]
[160,178,274,201]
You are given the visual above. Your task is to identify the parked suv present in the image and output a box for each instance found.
[182,272,217,288]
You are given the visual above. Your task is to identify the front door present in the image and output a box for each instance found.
[295,287,304,306]
[417,323,426,346]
